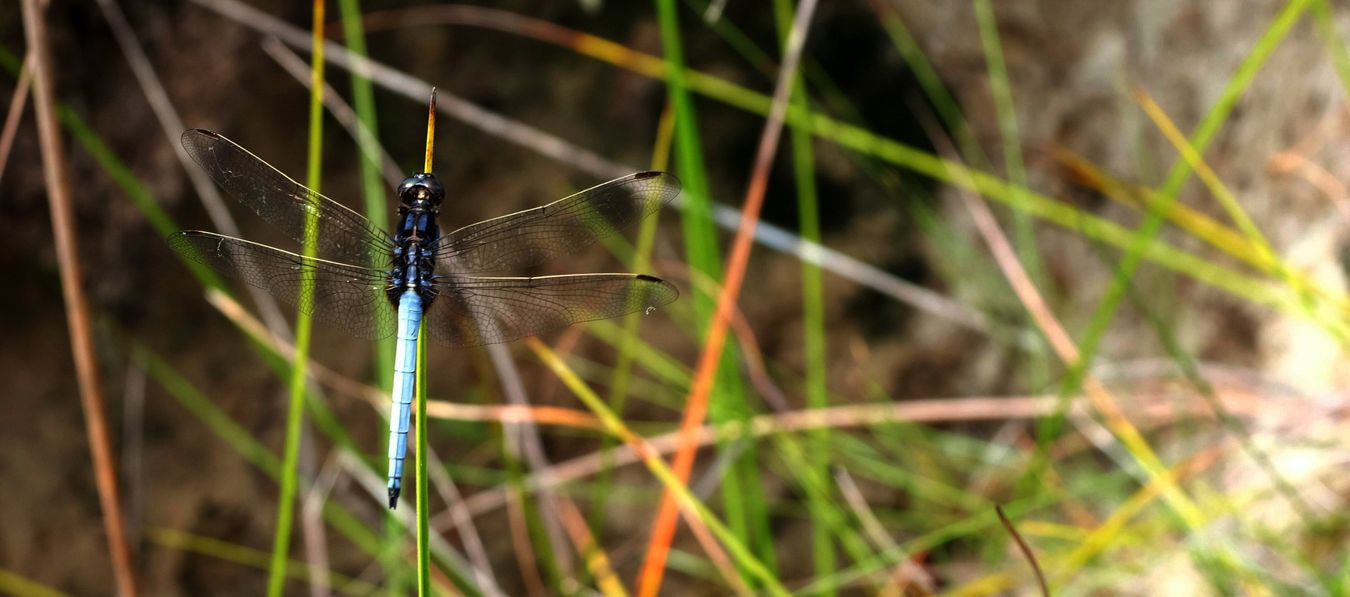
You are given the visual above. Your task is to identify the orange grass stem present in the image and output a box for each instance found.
[21,0,138,593]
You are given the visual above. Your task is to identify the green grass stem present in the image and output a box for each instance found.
[415,319,430,595]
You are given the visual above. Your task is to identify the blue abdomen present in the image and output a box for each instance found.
[386,288,422,508]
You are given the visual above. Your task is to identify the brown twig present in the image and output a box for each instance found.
[637,1,819,593]
[0,54,32,186]
[22,0,138,593]
[995,505,1050,597]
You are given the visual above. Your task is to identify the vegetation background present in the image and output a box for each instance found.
[2,0,1348,595]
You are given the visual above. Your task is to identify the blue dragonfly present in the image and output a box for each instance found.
[169,128,679,508]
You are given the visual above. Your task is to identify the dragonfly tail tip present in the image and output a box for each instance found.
[388,487,400,509]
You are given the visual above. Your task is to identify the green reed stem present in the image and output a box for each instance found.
[415,318,430,595]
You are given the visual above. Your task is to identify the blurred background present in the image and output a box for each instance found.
[3,0,1349,594]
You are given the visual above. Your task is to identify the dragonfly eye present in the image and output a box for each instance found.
[397,173,445,206]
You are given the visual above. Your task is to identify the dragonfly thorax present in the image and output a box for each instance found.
[390,174,443,308]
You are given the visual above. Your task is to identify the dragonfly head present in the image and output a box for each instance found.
[397,173,445,209]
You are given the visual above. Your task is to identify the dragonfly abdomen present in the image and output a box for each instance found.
[386,288,422,509]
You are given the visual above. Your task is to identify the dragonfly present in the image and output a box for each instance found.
[169,125,679,509]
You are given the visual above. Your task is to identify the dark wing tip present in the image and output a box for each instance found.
[180,129,227,169]
[630,171,682,208]
[181,128,220,143]
[633,170,681,189]
[635,275,680,306]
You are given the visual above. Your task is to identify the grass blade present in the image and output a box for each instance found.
[0,569,69,597]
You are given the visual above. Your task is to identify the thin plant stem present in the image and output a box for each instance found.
[0,54,31,186]
[995,506,1048,597]
[416,87,436,597]
[268,0,325,594]
[416,320,430,595]
[20,0,139,594]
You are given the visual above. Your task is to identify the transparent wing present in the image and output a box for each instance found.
[435,171,680,274]
[424,273,679,346]
[169,231,395,340]
[182,129,395,267]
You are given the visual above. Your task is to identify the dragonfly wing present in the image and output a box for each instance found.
[182,129,395,267]
[435,171,680,274]
[170,231,396,340]
[424,273,678,346]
